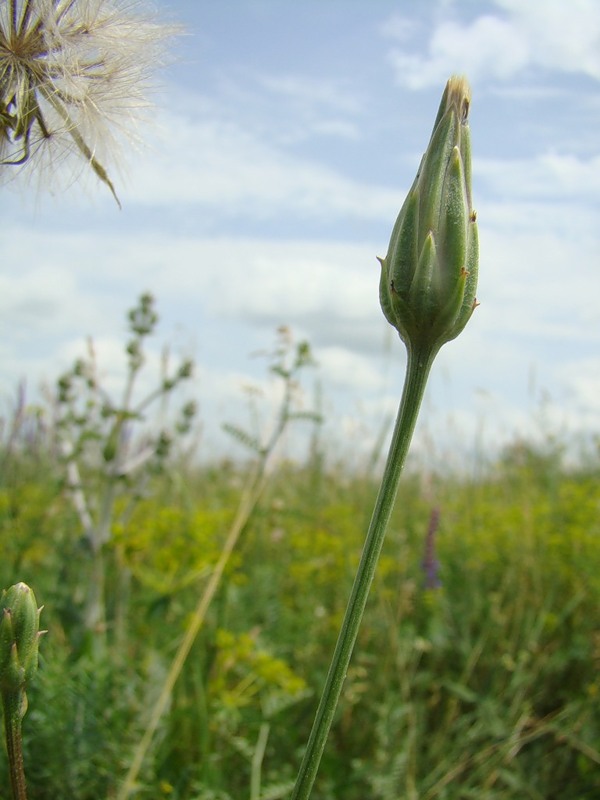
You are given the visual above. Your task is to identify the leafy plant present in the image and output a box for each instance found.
[116,327,321,800]
[54,292,196,650]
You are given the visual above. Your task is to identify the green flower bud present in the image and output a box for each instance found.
[0,583,43,693]
[379,75,479,354]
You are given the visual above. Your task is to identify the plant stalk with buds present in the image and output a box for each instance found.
[0,583,44,800]
[291,75,479,800]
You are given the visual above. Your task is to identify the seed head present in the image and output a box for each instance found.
[0,0,178,204]
[379,76,479,355]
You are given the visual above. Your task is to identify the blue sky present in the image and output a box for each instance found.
[1,0,600,466]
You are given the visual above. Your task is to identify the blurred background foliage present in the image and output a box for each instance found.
[0,301,598,799]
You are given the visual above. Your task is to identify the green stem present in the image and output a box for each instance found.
[250,722,270,800]
[2,690,28,800]
[117,436,281,799]
[290,342,437,800]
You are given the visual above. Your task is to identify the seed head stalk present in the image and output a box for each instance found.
[3,690,28,800]
[0,583,45,800]
[291,74,479,799]
[290,342,437,800]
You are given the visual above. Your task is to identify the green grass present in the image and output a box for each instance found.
[0,433,599,799]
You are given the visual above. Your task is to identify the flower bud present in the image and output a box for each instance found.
[0,583,43,693]
[379,76,479,354]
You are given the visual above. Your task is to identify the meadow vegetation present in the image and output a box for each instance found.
[0,300,598,799]
[6,5,583,798]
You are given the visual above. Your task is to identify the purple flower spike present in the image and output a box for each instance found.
[421,507,442,590]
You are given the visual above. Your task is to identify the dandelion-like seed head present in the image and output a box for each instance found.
[0,0,177,204]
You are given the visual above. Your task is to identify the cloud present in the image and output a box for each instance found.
[496,0,600,78]
[211,69,364,145]
[256,73,362,117]
[0,224,390,366]
[477,152,600,201]
[0,260,106,344]
[384,0,600,88]
[3,0,599,466]
[122,107,401,220]
[316,346,387,392]
[387,15,528,89]
[557,358,600,428]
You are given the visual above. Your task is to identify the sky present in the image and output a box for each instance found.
[1,0,600,469]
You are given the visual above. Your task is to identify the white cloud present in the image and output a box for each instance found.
[316,346,387,392]
[379,14,419,43]
[388,15,528,89]
[3,0,600,466]
[121,108,401,220]
[257,73,362,116]
[554,359,600,437]
[0,225,389,365]
[4,153,599,456]
[496,0,600,78]
[384,0,600,88]
[477,153,600,201]
[476,216,600,338]
[309,119,360,141]
[0,260,106,343]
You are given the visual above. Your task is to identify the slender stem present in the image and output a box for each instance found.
[250,723,270,800]
[117,442,279,800]
[2,690,28,800]
[290,342,437,800]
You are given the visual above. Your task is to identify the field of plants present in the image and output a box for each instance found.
[2,0,599,796]
[0,302,599,800]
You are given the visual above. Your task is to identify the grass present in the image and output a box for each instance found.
[0,412,599,799]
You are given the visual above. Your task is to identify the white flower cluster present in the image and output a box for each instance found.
[0,0,177,203]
